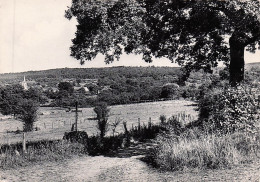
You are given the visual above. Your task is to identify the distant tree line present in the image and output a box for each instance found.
[0,66,244,108]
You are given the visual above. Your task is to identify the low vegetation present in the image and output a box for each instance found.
[150,83,260,171]
[0,140,85,169]
[153,129,260,171]
[1,67,260,172]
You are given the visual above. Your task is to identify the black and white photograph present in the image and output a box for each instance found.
[0,0,260,181]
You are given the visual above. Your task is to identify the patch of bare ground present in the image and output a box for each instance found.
[1,141,260,182]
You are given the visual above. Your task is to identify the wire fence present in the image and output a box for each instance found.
[0,112,196,146]
[0,118,96,145]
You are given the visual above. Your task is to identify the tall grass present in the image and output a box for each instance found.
[151,84,260,171]
[153,129,260,171]
[0,140,86,169]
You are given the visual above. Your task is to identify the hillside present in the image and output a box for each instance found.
[0,67,183,106]
[245,62,260,71]
[0,66,181,86]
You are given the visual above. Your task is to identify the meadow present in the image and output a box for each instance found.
[0,100,197,145]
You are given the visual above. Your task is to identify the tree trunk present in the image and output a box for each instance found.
[229,33,246,87]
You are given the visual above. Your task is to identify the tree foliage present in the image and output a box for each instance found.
[17,99,39,132]
[198,84,259,133]
[66,0,260,86]
[94,102,110,138]
[0,85,39,132]
[58,82,74,94]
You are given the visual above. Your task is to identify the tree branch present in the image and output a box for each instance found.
[245,32,260,46]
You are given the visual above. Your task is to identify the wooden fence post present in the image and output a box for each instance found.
[7,133,10,146]
[138,118,141,131]
[23,133,26,153]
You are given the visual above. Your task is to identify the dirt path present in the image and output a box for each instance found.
[1,140,260,182]
[1,155,260,182]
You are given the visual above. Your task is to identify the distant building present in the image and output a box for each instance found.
[74,86,90,95]
[43,87,58,93]
[163,83,179,88]
[21,76,28,90]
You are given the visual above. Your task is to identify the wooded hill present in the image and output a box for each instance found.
[0,67,183,106]
[0,66,181,86]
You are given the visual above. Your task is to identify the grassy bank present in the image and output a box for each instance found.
[152,128,260,171]
[0,140,86,169]
[1,114,259,171]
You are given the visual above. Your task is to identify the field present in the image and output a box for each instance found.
[0,100,197,145]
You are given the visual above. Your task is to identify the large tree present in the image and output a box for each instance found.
[65,0,260,86]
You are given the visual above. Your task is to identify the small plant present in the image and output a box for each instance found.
[122,121,130,147]
[161,116,183,136]
[159,115,166,124]
[63,131,88,144]
[111,117,122,137]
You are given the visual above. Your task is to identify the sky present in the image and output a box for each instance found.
[0,0,260,74]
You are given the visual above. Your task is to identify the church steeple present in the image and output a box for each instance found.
[21,76,28,90]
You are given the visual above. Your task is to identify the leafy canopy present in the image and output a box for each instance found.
[0,85,39,132]
[65,0,260,78]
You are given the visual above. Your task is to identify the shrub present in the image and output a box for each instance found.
[63,131,88,144]
[86,135,125,156]
[129,115,183,142]
[161,83,180,99]
[198,84,260,134]
[164,116,184,135]
[159,115,166,124]
[129,121,162,141]
[94,102,110,138]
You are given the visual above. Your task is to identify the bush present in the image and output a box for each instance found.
[161,83,180,99]
[129,121,162,142]
[198,84,260,134]
[163,116,184,135]
[159,115,166,124]
[63,131,88,144]
[86,135,124,156]
[94,102,110,138]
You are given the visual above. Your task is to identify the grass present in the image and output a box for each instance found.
[0,118,166,168]
[152,128,260,171]
[0,140,86,169]
[0,100,197,144]
[2,110,258,172]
